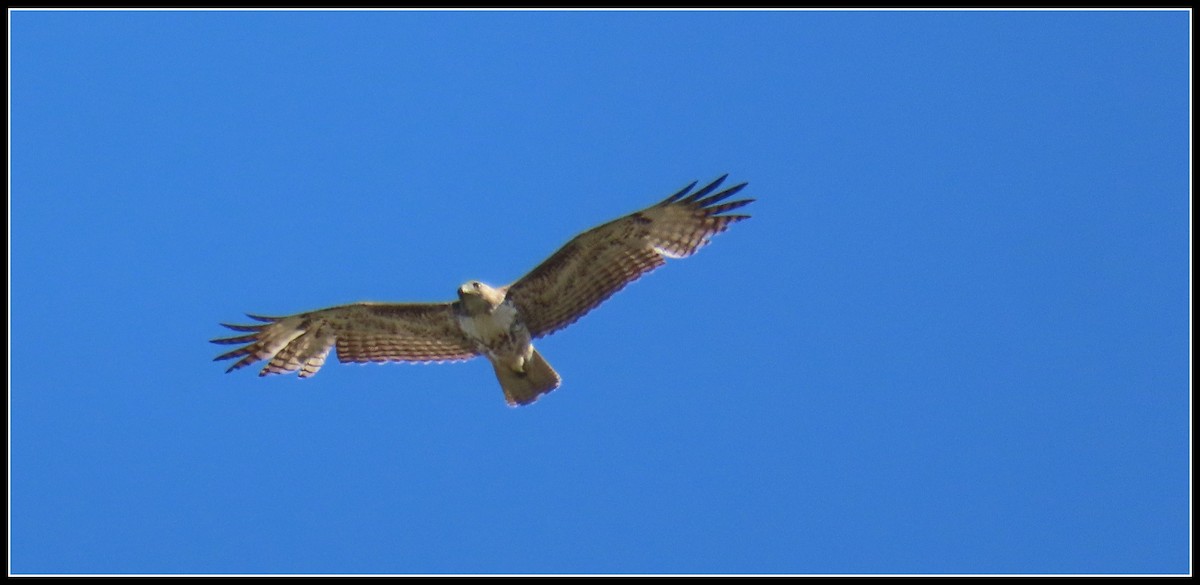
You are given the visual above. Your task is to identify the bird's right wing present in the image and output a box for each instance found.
[211,302,479,378]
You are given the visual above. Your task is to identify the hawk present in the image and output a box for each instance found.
[212,175,753,406]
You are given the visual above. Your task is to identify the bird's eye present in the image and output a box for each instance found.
[473,282,481,289]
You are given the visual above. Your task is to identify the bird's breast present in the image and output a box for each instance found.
[456,301,529,354]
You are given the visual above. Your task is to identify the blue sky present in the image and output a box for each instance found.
[9,9,1190,575]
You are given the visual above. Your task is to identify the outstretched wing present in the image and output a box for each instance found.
[211,302,479,378]
[504,174,752,338]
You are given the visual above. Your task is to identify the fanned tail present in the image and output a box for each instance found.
[492,348,561,407]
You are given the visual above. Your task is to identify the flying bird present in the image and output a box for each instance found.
[212,175,753,406]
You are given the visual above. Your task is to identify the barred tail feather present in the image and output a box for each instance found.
[492,348,561,407]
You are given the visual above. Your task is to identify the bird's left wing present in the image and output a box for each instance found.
[212,302,478,378]
[505,175,752,338]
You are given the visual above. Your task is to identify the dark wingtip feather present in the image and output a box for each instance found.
[663,180,700,203]
[681,175,729,203]
[213,346,252,361]
[705,198,754,216]
[219,322,265,332]
[210,333,260,345]
[224,354,258,373]
[246,313,279,323]
[694,182,749,208]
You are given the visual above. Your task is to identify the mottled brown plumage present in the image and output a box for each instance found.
[505,175,751,337]
[212,175,752,406]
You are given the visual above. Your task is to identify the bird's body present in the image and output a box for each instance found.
[212,175,752,406]
[454,281,560,405]
[454,282,526,363]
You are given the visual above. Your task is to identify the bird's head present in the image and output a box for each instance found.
[457,280,504,311]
